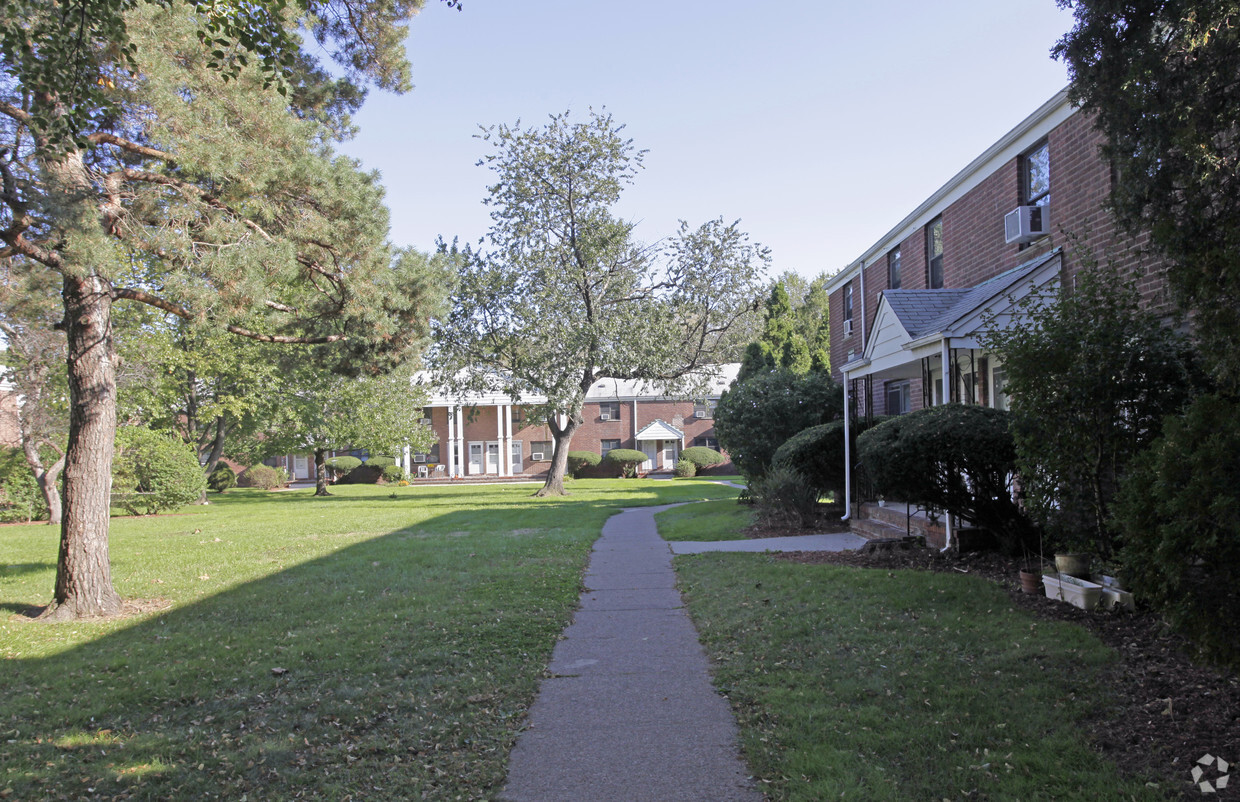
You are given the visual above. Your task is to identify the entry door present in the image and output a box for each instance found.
[468,442,484,475]
[640,441,657,471]
[486,441,500,474]
[293,455,309,479]
[510,441,523,474]
[661,442,677,470]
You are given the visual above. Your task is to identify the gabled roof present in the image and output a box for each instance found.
[634,419,684,441]
[883,290,970,339]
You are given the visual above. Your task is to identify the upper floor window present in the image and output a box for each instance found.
[598,401,620,420]
[1024,141,1050,207]
[926,217,944,289]
[693,400,716,419]
[842,282,854,322]
[888,247,902,289]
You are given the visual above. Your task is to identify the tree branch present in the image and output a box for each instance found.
[112,287,347,344]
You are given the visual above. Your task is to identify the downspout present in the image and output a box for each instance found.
[939,337,953,552]
[841,368,851,521]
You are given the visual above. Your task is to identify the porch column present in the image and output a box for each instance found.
[454,405,466,477]
[842,369,851,521]
[939,338,954,550]
[503,404,514,476]
[402,445,411,475]
[446,406,456,478]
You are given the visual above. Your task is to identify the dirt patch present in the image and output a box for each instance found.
[780,545,1240,799]
[10,597,173,623]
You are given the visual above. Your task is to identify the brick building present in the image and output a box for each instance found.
[826,88,1172,547]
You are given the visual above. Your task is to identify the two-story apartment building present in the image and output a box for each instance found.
[828,88,1172,546]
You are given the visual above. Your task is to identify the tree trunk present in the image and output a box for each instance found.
[196,416,228,504]
[36,456,65,526]
[535,410,582,497]
[314,448,331,496]
[41,272,123,621]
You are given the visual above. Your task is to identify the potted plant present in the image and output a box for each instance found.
[1054,551,1091,578]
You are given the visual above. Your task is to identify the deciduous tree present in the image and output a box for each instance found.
[432,110,767,496]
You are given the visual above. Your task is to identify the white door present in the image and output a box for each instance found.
[468,442,483,475]
[510,441,523,474]
[293,455,309,479]
[640,441,657,472]
[661,442,677,470]
[486,441,500,474]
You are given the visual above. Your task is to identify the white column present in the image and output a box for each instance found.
[842,370,851,521]
[494,404,505,476]
[940,338,953,551]
[451,409,461,475]
[454,405,466,477]
[503,404,513,476]
[402,445,411,474]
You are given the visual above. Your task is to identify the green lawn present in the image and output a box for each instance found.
[655,498,753,541]
[0,478,736,801]
[676,552,1167,801]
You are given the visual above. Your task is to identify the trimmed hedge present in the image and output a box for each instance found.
[382,464,407,483]
[206,463,237,493]
[674,459,697,478]
[238,464,289,490]
[679,446,725,469]
[364,456,396,469]
[771,416,891,502]
[713,369,843,477]
[605,448,648,478]
[112,426,208,515]
[325,456,362,474]
[339,465,384,484]
[566,450,602,477]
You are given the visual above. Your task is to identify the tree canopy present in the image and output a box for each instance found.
[736,273,830,382]
[1054,0,1240,389]
[432,109,768,495]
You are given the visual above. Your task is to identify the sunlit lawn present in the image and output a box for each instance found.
[0,478,735,800]
[655,498,753,541]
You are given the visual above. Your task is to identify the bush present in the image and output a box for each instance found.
[713,370,843,477]
[0,447,48,523]
[771,417,891,504]
[1114,394,1240,668]
[566,450,602,477]
[112,426,208,515]
[382,464,407,483]
[237,464,289,490]
[856,405,1037,555]
[206,463,237,493]
[325,456,362,474]
[364,456,396,469]
[679,446,725,469]
[339,465,384,484]
[747,465,819,528]
[604,448,648,478]
[674,459,697,478]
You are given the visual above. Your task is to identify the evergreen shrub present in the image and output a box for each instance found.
[237,464,289,490]
[0,447,48,523]
[566,450,601,477]
[206,463,237,493]
[325,456,362,474]
[674,459,697,478]
[679,446,725,469]
[112,427,208,514]
[382,464,407,483]
[604,448,648,478]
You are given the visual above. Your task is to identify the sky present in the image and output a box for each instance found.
[339,1,1078,282]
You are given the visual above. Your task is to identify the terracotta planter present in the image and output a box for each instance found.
[1054,552,1091,578]
[1018,569,1042,594]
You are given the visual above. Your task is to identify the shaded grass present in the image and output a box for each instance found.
[655,499,753,541]
[0,478,736,800]
[675,553,1168,801]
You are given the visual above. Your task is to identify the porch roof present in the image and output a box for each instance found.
[634,419,684,441]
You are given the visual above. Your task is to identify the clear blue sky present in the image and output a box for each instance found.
[340,1,1077,282]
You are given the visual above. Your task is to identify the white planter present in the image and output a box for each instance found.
[1091,575,1136,610]
[1043,573,1103,610]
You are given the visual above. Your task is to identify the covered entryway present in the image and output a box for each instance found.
[634,420,684,472]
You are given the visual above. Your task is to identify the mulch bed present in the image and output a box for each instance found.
[750,517,1239,799]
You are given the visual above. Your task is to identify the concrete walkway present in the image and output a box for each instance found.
[500,504,765,802]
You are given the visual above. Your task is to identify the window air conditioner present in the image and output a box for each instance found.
[600,413,611,421]
[419,418,432,426]
[413,454,426,463]
[1004,205,1050,244]
[843,319,853,337]
[531,452,545,461]
[694,410,706,418]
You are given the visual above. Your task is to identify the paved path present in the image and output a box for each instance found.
[500,504,764,802]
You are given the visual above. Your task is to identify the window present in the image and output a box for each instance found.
[888,247,901,289]
[842,282,854,323]
[530,440,551,460]
[694,436,719,449]
[886,380,911,415]
[926,216,944,289]
[600,439,621,457]
[991,367,1010,412]
[598,401,620,420]
[693,401,715,419]
[1024,141,1050,207]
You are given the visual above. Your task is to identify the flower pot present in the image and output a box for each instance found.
[1043,573,1102,610]
[1054,552,1091,578]
[1018,569,1042,594]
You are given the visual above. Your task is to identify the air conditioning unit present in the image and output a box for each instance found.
[694,410,706,418]
[599,413,611,421]
[419,418,431,426]
[843,319,853,337]
[1004,205,1050,244]
[531,452,545,461]
[413,454,426,463]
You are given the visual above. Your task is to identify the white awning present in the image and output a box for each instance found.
[634,420,684,441]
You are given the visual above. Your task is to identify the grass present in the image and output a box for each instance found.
[0,478,736,801]
[655,498,753,541]
[675,553,1168,802]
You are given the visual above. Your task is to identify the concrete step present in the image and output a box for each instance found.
[849,516,909,541]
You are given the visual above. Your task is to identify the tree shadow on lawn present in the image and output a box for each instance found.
[0,562,55,579]
[0,498,631,800]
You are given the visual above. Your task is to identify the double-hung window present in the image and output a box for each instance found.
[598,401,620,421]
[888,247,902,289]
[842,282,854,334]
[926,217,944,289]
[1024,141,1050,207]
